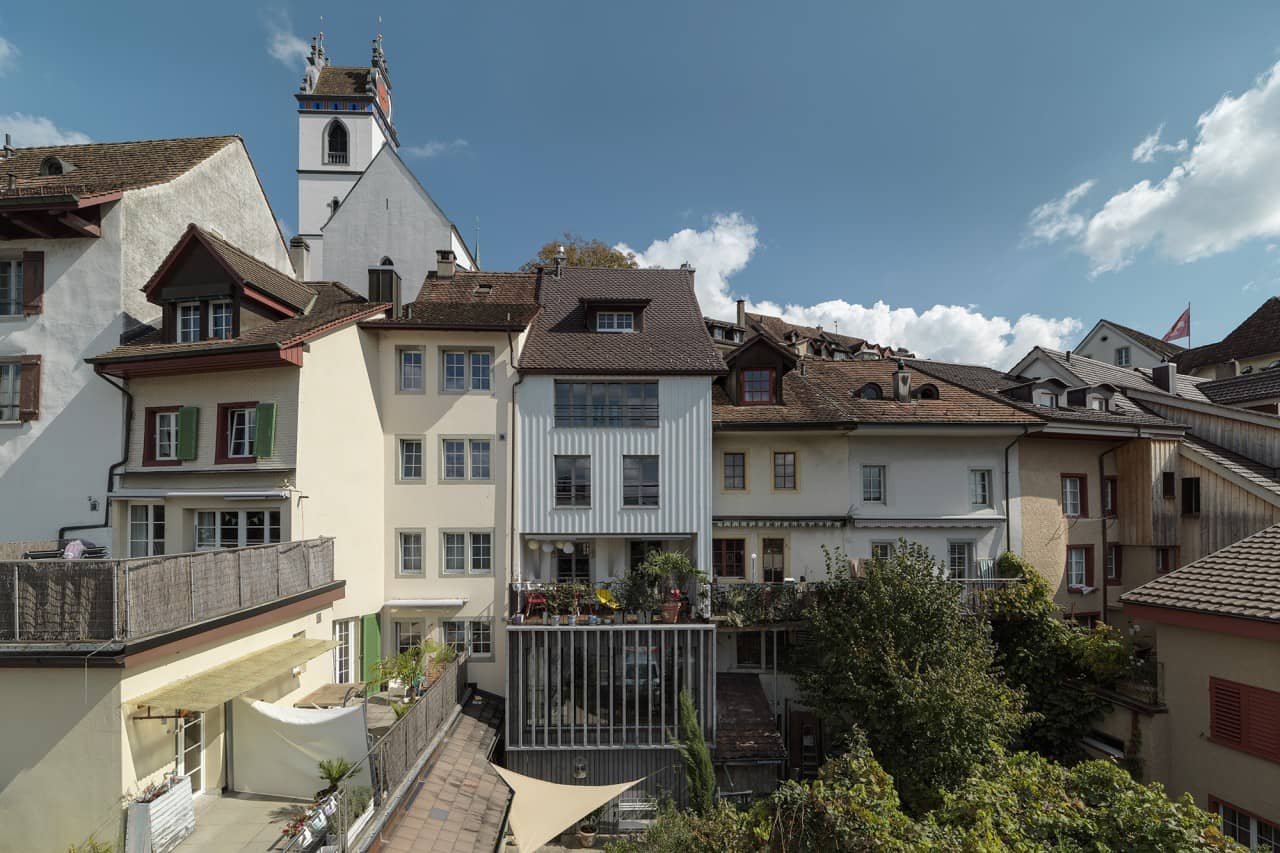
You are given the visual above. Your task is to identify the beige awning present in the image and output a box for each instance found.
[491,764,642,853]
[128,637,338,713]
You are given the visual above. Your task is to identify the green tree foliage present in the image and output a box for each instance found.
[520,232,638,272]
[985,552,1134,764]
[792,543,1026,813]
[671,689,716,816]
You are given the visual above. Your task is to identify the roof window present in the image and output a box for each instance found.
[856,382,883,400]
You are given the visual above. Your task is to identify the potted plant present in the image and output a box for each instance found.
[640,552,705,623]
[577,807,602,848]
[612,570,659,624]
[317,757,361,800]
[125,772,196,853]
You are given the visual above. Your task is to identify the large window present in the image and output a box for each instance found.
[209,301,233,340]
[969,469,992,507]
[741,368,775,404]
[862,465,886,503]
[723,452,745,490]
[195,509,281,549]
[0,259,22,316]
[1066,546,1089,587]
[1114,346,1131,367]
[394,620,422,654]
[177,303,201,343]
[398,348,424,392]
[325,120,349,164]
[333,619,356,683]
[948,541,973,579]
[557,548,591,583]
[227,407,256,458]
[399,438,423,480]
[773,452,797,490]
[596,311,634,332]
[713,539,745,579]
[128,505,165,557]
[442,531,493,575]
[762,538,785,583]
[398,531,424,575]
[1061,475,1084,517]
[441,438,491,481]
[441,349,492,392]
[154,411,179,461]
[554,455,591,507]
[443,619,494,658]
[554,381,659,427]
[0,362,17,421]
[622,455,659,507]
[1214,799,1280,851]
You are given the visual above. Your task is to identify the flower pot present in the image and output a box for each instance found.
[568,614,579,625]
[125,776,195,853]
[509,613,524,625]
[625,613,638,624]
[661,602,681,624]
[550,614,562,626]
[578,825,598,848]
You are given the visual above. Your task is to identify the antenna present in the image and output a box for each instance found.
[474,216,481,269]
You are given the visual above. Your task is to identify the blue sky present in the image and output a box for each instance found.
[5,2,1280,366]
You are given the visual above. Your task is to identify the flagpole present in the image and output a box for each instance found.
[1187,301,1191,349]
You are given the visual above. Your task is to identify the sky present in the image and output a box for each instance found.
[5,2,1280,368]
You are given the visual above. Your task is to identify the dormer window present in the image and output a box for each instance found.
[177,303,201,343]
[713,327,725,340]
[857,383,883,400]
[39,157,66,176]
[742,368,775,404]
[916,383,940,400]
[209,301,233,340]
[732,330,743,343]
[597,311,634,332]
[1036,392,1058,408]
[1088,396,1106,411]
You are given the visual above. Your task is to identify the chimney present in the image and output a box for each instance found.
[288,236,311,281]
[1152,362,1177,394]
[893,359,912,403]
[553,245,566,280]
[736,298,746,328]
[436,249,456,279]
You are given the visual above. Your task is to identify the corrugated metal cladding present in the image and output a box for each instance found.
[505,747,687,805]
[518,376,714,569]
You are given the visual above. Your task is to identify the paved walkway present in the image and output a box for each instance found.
[371,692,510,853]
[182,791,308,852]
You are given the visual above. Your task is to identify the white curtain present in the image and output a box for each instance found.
[230,698,367,799]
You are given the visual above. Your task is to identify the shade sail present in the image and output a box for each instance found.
[128,637,337,713]
[491,764,641,853]
[231,698,367,798]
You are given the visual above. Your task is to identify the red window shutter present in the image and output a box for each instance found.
[1084,547,1095,587]
[17,355,41,422]
[1211,678,1244,747]
[21,251,43,316]
[1246,685,1280,762]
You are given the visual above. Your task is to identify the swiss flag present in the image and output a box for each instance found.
[1162,307,1190,343]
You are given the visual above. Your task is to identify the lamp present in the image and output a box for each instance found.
[542,542,555,553]
[562,542,575,554]
[527,540,540,551]
[573,757,588,780]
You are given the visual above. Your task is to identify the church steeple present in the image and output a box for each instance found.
[299,32,329,95]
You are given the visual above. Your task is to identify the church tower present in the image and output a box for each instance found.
[294,33,398,279]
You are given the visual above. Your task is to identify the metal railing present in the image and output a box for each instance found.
[0,538,335,642]
[949,576,1022,611]
[553,404,659,428]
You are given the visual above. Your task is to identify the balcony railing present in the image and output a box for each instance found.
[710,577,1021,625]
[0,538,335,643]
[553,404,659,428]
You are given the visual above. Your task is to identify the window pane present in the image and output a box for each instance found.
[196,511,217,549]
[178,304,201,343]
[762,538,785,583]
[724,453,745,490]
[1062,478,1081,515]
[555,455,591,506]
[443,352,466,390]
[470,440,491,480]
[623,455,659,506]
[0,260,21,316]
[210,302,233,339]
[228,408,256,457]
[863,466,884,502]
[736,632,762,667]
[470,533,492,572]
[443,620,466,652]
[871,541,894,561]
[400,532,423,574]
[443,533,466,574]
[129,505,151,557]
[713,540,745,578]
[400,439,423,479]
[399,350,423,391]
[1067,549,1086,586]
[470,352,491,390]
[156,412,178,460]
[948,542,971,578]
[245,511,267,546]
[0,363,18,420]
[773,452,796,490]
[742,369,773,403]
[469,621,492,655]
[970,470,990,506]
[443,440,466,479]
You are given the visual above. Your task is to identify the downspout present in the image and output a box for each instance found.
[507,320,524,617]
[1098,444,1117,626]
[1003,427,1029,554]
[59,372,133,543]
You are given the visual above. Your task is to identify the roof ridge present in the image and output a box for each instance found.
[12,134,239,153]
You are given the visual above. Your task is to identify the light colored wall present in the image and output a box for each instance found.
[1156,624,1280,823]
[519,375,714,573]
[1183,351,1280,379]
[112,495,293,556]
[1077,324,1166,370]
[297,108,385,239]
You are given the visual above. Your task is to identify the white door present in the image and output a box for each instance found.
[176,712,203,794]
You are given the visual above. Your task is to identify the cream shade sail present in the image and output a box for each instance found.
[128,637,338,713]
[491,764,642,853]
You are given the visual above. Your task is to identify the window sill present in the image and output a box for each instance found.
[395,573,427,580]
[1067,585,1097,595]
[0,316,27,323]
[553,505,592,510]
[395,478,426,485]
[0,419,24,427]
[622,505,661,511]
[142,459,183,468]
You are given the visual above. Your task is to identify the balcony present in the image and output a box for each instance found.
[709,577,1021,625]
[0,538,336,643]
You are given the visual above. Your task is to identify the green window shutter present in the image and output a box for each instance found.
[176,406,199,460]
[254,402,277,459]
[361,614,382,691]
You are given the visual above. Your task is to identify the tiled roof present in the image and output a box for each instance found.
[713,359,1042,427]
[1174,297,1280,372]
[309,66,373,97]
[518,267,726,375]
[1102,320,1186,359]
[364,271,541,331]
[195,227,316,313]
[716,673,787,762]
[1181,436,1280,501]
[0,136,238,201]
[743,311,908,358]
[1029,348,1212,403]
[1199,369,1280,405]
[89,283,386,364]
[1121,524,1280,623]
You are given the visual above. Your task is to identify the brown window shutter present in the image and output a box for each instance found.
[1210,678,1244,747]
[1084,547,1095,587]
[18,355,41,421]
[1247,685,1280,762]
[21,251,43,316]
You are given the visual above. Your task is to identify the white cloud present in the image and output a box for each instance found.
[0,35,17,75]
[1131,123,1188,163]
[1025,180,1096,244]
[402,139,469,158]
[0,113,90,146]
[264,10,309,68]
[622,213,1080,368]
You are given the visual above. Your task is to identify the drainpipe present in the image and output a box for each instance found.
[507,319,524,617]
[1098,444,1118,626]
[59,372,133,544]
[1002,427,1029,554]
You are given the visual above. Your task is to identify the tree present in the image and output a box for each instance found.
[520,232,638,272]
[985,552,1134,765]
[791,544,1027,813]
[671,689,716,816]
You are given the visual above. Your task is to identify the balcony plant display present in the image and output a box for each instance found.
[546,582,586,625]
[317,757,361,799]
[611,568,661,623]
[124,772,196,853]
[639,552,706,623]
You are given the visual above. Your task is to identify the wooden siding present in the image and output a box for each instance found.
[1139,398,1280,468]
[1179,456,1280,562]
[1113,438,1179,547]
[1151,439,1180,547]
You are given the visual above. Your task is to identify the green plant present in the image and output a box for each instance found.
[612,570,661,615]
[347,785,374,816]
[670,689,716,816]
[546,581,588,615]
[67,838,113,853]
[392,701,413,720]
[318,757,361,788]
[371,638,454,688]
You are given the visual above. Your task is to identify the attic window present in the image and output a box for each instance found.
[713,327,725,340]
[732,330,744,343]
[1088,396,1107,411]
[379,257,394,266]
[916,383,939,400]
[1036,392,1058,408]
[597,311,634,333]
[856,383,883,400]
[39,157,65,176]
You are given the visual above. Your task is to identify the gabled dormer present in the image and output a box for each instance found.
[720,334,798,406]
[1002,377,1070,409]
[1065,382,1119,412]
[579,297,650,333]
[142,224,315,344]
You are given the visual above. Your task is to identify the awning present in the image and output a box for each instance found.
[384,598,468,609]
[491,764,641,853]
[128,637,337,713]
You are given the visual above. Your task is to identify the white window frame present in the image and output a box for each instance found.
[440,348,493,393]
[0,362,17,421]
[0,258,22,316]
[870,541,895,561]
[393,620,423,654]
[1062,476,1082,517]
[227,407,256,458]
[442,619,493,659]
[177,302,201,343]
[440,437,491,482]
[1115,346,1131,367]
[154,411,179,461]
[947,540,974,579]
[1106,545,1119,581]
[470,439,492,481]
[195,509,281,550]
[398,438,424,481]
[1036,391,1058,408]
[398,529,425,576]
[1067,547,1087,587]
[596,311,634,332]
[397,347,424,393]
[969,469,992,507]
[470,351,491,391]
[333,619,357,683]
[208,300,233,340]
[862,465,886,504]
[441,530,493,576]
[128,504,165,557]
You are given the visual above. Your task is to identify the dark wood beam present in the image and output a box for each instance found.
[57,211,100,238]
[6,215,54,239]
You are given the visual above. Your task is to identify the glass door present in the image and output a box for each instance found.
[176,712,203,794]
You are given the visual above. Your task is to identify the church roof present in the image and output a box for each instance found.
[310,66,374,98]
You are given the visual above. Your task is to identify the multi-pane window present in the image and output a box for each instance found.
[154,411,178,461]
[723,452,746,490]
[554,381,659,427]
[442,620,493,657]
[394,621,422,654]
[471,532,493,573]
[948,541,973,579]
[195,509,280,549]
[871,541,895,561]
[1115,346,1131,367]
[1067,547,1087,587]
[399,439,423,480]
[399,531,424,575]
[398,349,424,392]
[1036,391,1057,408]
[762,538,785,583]
[442,351,467,390]
[443,531,493,575]
[969,469,992,507]
[1103,477,1118,516]
[554,455,591,506]
[742,368,775,404]
[862,465,886,503]
[442,532,467,574]
[128,505,165,557]
[333,620,354,683]
[596,311,634,332]
[622,455,659,507]
[1216,800,1280,851]
[470,352,491,391]
[1061,476,1083,517]
[1106,544,1122,582]
[713,539,746,578]
[177,303,201,343]
[0,362,17,421]
[209,301,233,339]
[773,452,796,490]
[441,349,491,392]
[441,438,492,481]
[0,259,22,316]
[557,548,590,583]
[442,440,467,479]
[227,408,256,458]
[470,440,492,480]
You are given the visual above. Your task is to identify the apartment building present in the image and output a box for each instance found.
[1075,318,1186,370]
[0,135,291,544]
